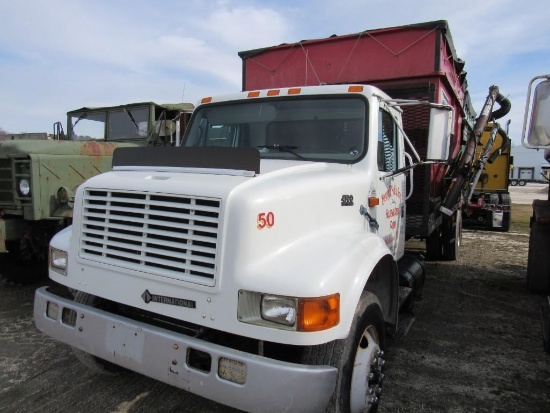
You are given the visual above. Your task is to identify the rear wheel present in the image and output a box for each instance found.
[442,211,462,261]
[425,228,441,261]
[302,292,385,412]
[71,291,121,375]
[527,221,550,294]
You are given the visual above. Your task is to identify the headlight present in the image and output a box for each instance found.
[238,290,340,332]
[261,295,297,326]
[18,179,31,196]
[50,247,68,275]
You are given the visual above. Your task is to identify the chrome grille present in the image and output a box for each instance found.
[80,189,221,286]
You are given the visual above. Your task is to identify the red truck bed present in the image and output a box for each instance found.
[239,20,476,237]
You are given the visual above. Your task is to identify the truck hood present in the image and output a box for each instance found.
[79,158,357,202]
[0,139,136,157]
[72,159,370,297]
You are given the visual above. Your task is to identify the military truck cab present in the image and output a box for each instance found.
[0,102,192,283]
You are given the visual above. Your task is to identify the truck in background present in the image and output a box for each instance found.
[462,122,512,231]
[0,133,49,141]
[0,101,193,284]
[509,144,550,186]
[522,74,550,352]
[34,21,503,412]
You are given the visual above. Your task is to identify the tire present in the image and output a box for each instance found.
[0,241,47,285]
[541,298,550,354]
[519,180,527,186]
[425,228,442,261]
[302,292,385,413]
[71,291,121,375]
[499,193,511,232]
[527,222,550,294]
[510,179,518,186]
[442,211,462,261]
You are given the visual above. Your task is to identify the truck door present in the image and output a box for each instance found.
[374,108,406,258]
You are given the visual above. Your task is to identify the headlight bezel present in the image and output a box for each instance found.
[238,290,340,332]
[49,247,68,276]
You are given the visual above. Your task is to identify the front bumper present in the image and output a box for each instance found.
[34,287,337,413]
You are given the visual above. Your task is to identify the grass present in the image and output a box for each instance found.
[510,203,532,233]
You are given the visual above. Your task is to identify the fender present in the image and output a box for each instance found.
[237,225,399,344]
[50,225,72,252]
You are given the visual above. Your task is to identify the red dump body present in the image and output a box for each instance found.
[239,20,476,237]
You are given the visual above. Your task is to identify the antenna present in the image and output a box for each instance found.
[181,83,186,102]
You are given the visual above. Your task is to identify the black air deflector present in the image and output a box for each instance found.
[112,147,260,174]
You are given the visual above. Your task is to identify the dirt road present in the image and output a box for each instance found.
[1,206,549,412]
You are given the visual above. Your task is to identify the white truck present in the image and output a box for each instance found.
[35,83,453,412]
[522,75,550,351]
[34,22,489,412]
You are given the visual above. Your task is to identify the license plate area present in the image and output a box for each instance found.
[106,321,145,364]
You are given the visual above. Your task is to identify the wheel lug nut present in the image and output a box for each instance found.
[376,387,382,396]
[368,372,375,380]
[367,388,373,395]
[371,357,378,365]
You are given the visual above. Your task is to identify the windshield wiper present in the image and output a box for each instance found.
[258,144,306,160]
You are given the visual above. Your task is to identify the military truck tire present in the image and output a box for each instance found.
[0,241,46,285]
[527,221,550,294]
[442,212,462,261]
[71,291,122,375]
[302,292,385,413]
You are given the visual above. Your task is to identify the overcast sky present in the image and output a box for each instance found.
[1,0,548,144]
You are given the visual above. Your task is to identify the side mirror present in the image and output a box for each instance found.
[523,76,550,148]
[427,106,454,161]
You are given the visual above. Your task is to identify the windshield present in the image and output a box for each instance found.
[183,97,367,163]
[69,106,150,141]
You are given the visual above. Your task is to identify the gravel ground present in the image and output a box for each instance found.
[1,184,549,413]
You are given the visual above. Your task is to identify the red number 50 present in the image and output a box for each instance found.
[257,212,275,229]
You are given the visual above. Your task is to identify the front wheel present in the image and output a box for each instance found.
[302,292,386,412]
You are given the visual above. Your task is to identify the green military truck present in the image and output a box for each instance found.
[0,101,193,283]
